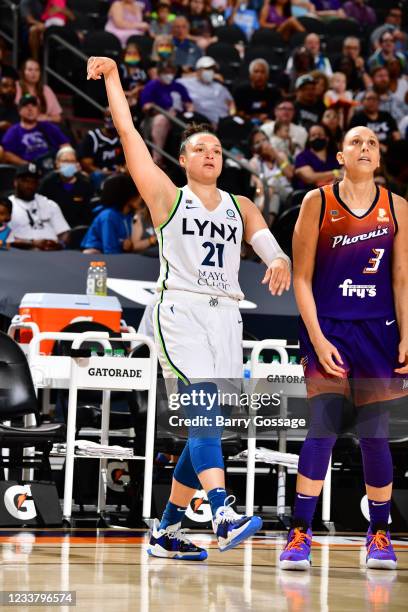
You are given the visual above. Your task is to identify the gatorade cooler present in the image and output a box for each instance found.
[18,293,122,354]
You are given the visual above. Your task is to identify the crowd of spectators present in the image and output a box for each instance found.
[0,0,407,255]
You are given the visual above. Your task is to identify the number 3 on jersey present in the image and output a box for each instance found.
[201,242,225,267]
[363,248,385,274]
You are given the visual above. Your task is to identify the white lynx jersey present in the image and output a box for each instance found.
[156,185,244,300]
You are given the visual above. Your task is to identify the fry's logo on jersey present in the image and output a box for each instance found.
[182,218,238,244]
[377,208,389,222]
[339,279,376,298]
[332,227,389,248]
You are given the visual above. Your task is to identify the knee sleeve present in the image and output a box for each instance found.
[173,443,201,490]
[359,437,393,488]
[188,437,224,474]
[298,436,336,481]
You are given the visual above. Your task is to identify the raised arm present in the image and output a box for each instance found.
[293,189,345,376]
[87,57,178,227]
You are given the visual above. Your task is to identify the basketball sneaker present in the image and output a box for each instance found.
[279,521,312,570]
[147,519,208,561]
[366,524,397,570]
[212,496,263,552]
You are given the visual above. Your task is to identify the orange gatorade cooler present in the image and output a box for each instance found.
[18,293,122,353]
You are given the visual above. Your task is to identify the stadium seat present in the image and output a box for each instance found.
[214,25,246,45]
[0,331,66,479]
[326,19,361,38]
[325,35,350,55]
[207,42,241,68]
[82,31,122,60]
[250,28,286,52]
[297,16,327,35]
[0,165,17,197]
[289,31,306,49]
[67,225,90,250]
[244,46,287,71]
[273,204,302,258]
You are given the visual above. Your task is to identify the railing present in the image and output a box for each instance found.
[0,0,19,68]
[43,33,271,218]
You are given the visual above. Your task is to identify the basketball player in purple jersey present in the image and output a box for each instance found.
[280,126,408,570]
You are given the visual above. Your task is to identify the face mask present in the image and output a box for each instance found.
[160,73,174,85]
[157,46,173,59]
[310,138,327,151]
[124,53,141,66]
[201,69,214,83]
[59,162,77,178]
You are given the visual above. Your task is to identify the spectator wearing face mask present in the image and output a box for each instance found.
[140,61,193,165]
[119,41,149,108]
[77,108,126,190]
[294,123,340,189]
[176,56,233,126]
[38,146,94,228]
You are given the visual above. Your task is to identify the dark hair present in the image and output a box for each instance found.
[271,0,291,18]
[0,196,12,215]
[101,174,139,210]
[19,58,47,114]
[370,65,389,78]
[179,122,217,154]
[273,120,288,134]
[157,60,176,74]
[292,47,314,74]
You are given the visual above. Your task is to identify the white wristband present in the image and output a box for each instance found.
[249,228,291,269]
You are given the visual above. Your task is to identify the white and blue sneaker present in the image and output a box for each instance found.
[212,496,263,552]
[147,519,208,561]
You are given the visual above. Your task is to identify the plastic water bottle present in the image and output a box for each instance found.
[289,355,297,365]
[272,355,280,364]
[114,348,125,358]
[243,356,251,379]
[86,261,107,296]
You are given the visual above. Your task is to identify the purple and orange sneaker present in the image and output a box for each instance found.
[366,524,397,570]
[279,522,312,571]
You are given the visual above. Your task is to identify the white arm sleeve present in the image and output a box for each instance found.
[249,228,291,269]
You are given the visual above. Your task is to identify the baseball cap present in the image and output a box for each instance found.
[15,163,41,178]
[18,94,38,109]
[196,56,216,70]
[295,74,315,90]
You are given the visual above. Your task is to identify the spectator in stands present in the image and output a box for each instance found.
[131,201,159,256]
[9,163,70,250]
[294,123,340,189]
[370,7,406,53]
[248,128,294,222]
[151,35,176,64]
[0,77,19,137]
[259,0,306,41]
[310,70,329,104]
[269,120,296,159]
[334,37,371,91]
[39,146,94,228]
[20,0,46,61]
[233,59,281,123]
[349,90,400,154]
[150,2,173,37]
[286,46,315,90]
[322,107,343,148]
[225,0,260,41]
[0,197,14,250]
[355,67,407,124]
[0,37,18,81]
[294,74,325,130]
[262,99,308,152]
[16,59,62,123]
[186,0,216,49]
[2,95,69,168]
[368,31,407,74]
[177,56,233,126]
[105,0,150,47]
[303,33,332,77]
[172,16,202,71]
[77,109,126,189]
[140,61,192,165]
[387,57,408,106]
[81,174,147,254]
[324,71,356,126]
[41,0,75,29]
[120,41,149,108]
[342,0,376,27]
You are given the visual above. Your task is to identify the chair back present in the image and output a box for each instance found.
[0,331,39,419]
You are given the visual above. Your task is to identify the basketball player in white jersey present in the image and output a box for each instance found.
[87,57,291,560]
